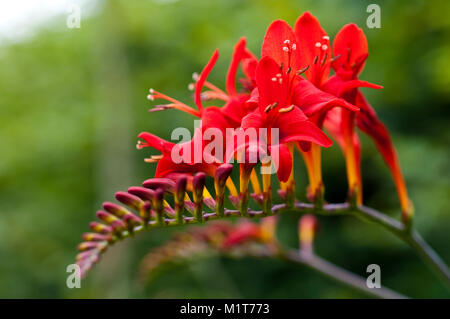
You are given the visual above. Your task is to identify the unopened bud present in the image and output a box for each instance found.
[96,210,126,234]
[143,178,175,193]
[89,222,112,234]
[175,177,187,224]
[128,186,155,201]
[78,241,107,252]
[115,191,144,211]
[215,164,233,188]
[82,233,112,242]
[299,214,319,255]
[152,188,165,226]
[193,173,206,222]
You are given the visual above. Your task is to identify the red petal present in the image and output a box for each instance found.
[332,24,368,76]
[226,38,247,96]
[195,49,219,114]
[261,20,300,72]
[294,12,330,85]
[220,95,252,126]
[241,56,258,84]
[241,110,264,130]
[355,92,410,212]
[274,107,332,147]
[355,91,397,170]
[201,106,232,132]
[269,143,292,182]
[293,76,359,117]
[255,56,289,113]
[137,132,173,153]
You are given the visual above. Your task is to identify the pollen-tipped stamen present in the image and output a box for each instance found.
[148,88,201,117]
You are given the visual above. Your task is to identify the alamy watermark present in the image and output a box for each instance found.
[366,4,381,29]
[66,264,81,288]
[366,264,381,288]
[66,3,81,29]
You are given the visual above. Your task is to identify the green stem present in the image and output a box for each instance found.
[279,249,407,299]
[313,203,450,288]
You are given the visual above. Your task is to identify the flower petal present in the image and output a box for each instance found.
[274,107,332,147]
[293,76,359,118]
[220,95,252,126]
[137,132,174,153]
[354,91,410,213]
[269,143,292,182]
[294,11,330,85]
[332,23,368,77]
[241,110,264,130]
[261,20,301,72]
[195,49,219,114]
[226,38,247,96]
[256,56,289,113]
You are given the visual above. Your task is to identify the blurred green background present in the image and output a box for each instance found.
[0,0,449,298]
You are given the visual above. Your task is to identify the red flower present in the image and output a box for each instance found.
[256,17,359,200]
[137,130,219,178]
[237,55,333,183]
[321,23,411,219]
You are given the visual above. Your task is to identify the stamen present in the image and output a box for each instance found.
[271,77,277,82]
[315,42,321,48]
[321,44,328,51]
[313,56,319,65]
[282,46,289,52]
[297,65,310,75]
[287,67,291,74]
[201,91,229,101]
[322,35,329,40]
[321,52,328,67]
[278,105,295,113]
[192,71,228,97]
[136,141,148,149]
[283,39,291,44]
[331,54,342,63]
[147,89,201,117]
[188,83,195,91]
[264,102,278,113]
[292,44,296,50]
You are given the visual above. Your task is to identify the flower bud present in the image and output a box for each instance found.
[143,178,175,193]
[89,222,112,234]
[299,214,319,255]
[152,188,165,226]
[215,163,233,188]
[192,173,205,222]
[78,241,107,252]
[115,191,144,211]
[82,233,112,242]
[174,177,187,224]
[215,164,233,217]
[128,186,155,201]
[96,210,126,234]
